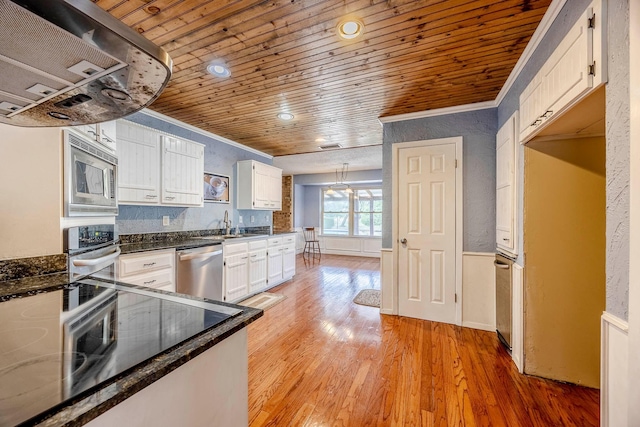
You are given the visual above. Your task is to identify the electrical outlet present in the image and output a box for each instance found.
[162,216,170,226]
[265,215,269,222]
[239,215,243,223]
[250,215,255,223]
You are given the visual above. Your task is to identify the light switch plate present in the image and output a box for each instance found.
[162,216,170,226]
[239,215,243,223]
[250,215,255,223]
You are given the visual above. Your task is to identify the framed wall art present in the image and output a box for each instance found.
[204,172,230,203]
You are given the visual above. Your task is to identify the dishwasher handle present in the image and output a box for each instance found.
[494,260,511,270]
[178,249,223,261]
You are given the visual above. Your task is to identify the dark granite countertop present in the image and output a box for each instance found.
[119,231,297,255]
[0,275,262,426]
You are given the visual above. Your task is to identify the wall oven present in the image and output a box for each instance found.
[64,129,118,217]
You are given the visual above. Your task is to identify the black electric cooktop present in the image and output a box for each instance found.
[0,279,241,427]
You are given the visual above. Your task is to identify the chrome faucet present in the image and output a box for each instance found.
[223,210,232,235]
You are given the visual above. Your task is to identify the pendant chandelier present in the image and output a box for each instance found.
[326,163,353,195]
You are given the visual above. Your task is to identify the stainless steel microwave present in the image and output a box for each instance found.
[64,129,118,217]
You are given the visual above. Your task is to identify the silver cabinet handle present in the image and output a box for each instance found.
[165,196,175,200]
[400,238,407,244]
[494,260,510,269]
[503,238,510,241]
[145,194,158,199]
[542,110,553,118]
[144,279,156,285]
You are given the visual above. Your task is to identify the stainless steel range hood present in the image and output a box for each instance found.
[0,0,172,127]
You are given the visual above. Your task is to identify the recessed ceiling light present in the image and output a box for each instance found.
[277,112,294,120]
[207,63,231,78]
[337,19,363,39]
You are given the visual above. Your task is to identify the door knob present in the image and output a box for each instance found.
[400,238,407,244]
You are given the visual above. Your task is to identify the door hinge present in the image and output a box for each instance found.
[223,261,226,266]
[455,293,458,303]
[588,13,595,29]
[455,159,458,168]
[588,61,596,76]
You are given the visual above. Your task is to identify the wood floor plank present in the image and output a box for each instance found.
[247,255,600,426]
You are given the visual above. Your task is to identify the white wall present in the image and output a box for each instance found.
[0,124,63,259]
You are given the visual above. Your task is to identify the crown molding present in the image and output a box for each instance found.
[378,100,496,124]
[139,108,272,159]
[379,0,567,124]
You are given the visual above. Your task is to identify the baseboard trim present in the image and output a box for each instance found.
[601,311,629,427]
[462,321,495,332]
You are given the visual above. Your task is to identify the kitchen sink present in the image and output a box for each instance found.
[196,233,262,241]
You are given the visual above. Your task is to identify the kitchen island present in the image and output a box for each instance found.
[0,273,262,426]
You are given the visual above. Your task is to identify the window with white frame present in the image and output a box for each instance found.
[322,188,382,236]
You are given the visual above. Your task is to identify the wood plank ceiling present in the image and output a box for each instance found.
[95,0,552,156]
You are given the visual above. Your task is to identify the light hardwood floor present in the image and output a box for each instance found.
[247,255,599,426]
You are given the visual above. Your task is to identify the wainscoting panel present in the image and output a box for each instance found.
[321,236,382,257]
[380,248,395,315]
[601,312,629,427]
[461,252,495,331]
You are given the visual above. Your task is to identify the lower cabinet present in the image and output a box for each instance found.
[223,242,249,302]
[117,249,176,292]
[222,234,296,302]
[248,240,267,294]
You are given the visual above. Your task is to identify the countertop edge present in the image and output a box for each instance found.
[32,305,262,427]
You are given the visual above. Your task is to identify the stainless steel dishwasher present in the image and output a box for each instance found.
[495,253,514,351]
[176,245,224,301]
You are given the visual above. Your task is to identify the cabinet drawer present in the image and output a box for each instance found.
[118,249,175,277]
[248,239,267,251]
[267,237,282,247]
[281,234,296,244]
[123,269,175,292]
[224,242,248,256]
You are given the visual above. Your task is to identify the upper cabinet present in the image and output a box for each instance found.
[496,111,518,257]
[72,121,117,152]
[519,0,606,144]
[117,120,204,207]
[237,160,282,210]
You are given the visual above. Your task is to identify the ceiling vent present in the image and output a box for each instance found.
[0,0,172,127]
[318,143,343,150]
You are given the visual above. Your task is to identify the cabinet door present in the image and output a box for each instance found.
[253,162,272,209]
[248,249,267,293]
[97,121,117,151]
[269,167,283,210]
[519,74,543,141]
[224,253,249,302]
[267,246,283,284]
[542,6,593,126]
[116,121,161,204]
[496,112,518,256]
[161,135,204,206]
[282,244,295,279]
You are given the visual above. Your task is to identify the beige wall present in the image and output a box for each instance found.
[0,123,63,259]
[523,136,606,387]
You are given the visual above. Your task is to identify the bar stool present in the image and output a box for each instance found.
[303,227,321,259]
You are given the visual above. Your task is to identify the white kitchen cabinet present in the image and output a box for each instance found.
[237,160,282,210]
[117,249,176,292]
[282,234,296,279]
[223,242,249,302]
[248,240,267,294]
[72,121,117,153]
[117,120,161,204]
[116,120,204,207]
[267,237,284,284]
[519,0,606,143]
[161,135,204,206]
[496,111,518,257]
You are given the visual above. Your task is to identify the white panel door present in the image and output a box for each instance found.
[161,136,204,206]
[397,143,456,323]
[496,111,518,256]
[282,244,295,279]
[267,246,283,284]
[116,121,160,204]
[253,162,271,208]
[248,249,267,293]
[224,254,248,302]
